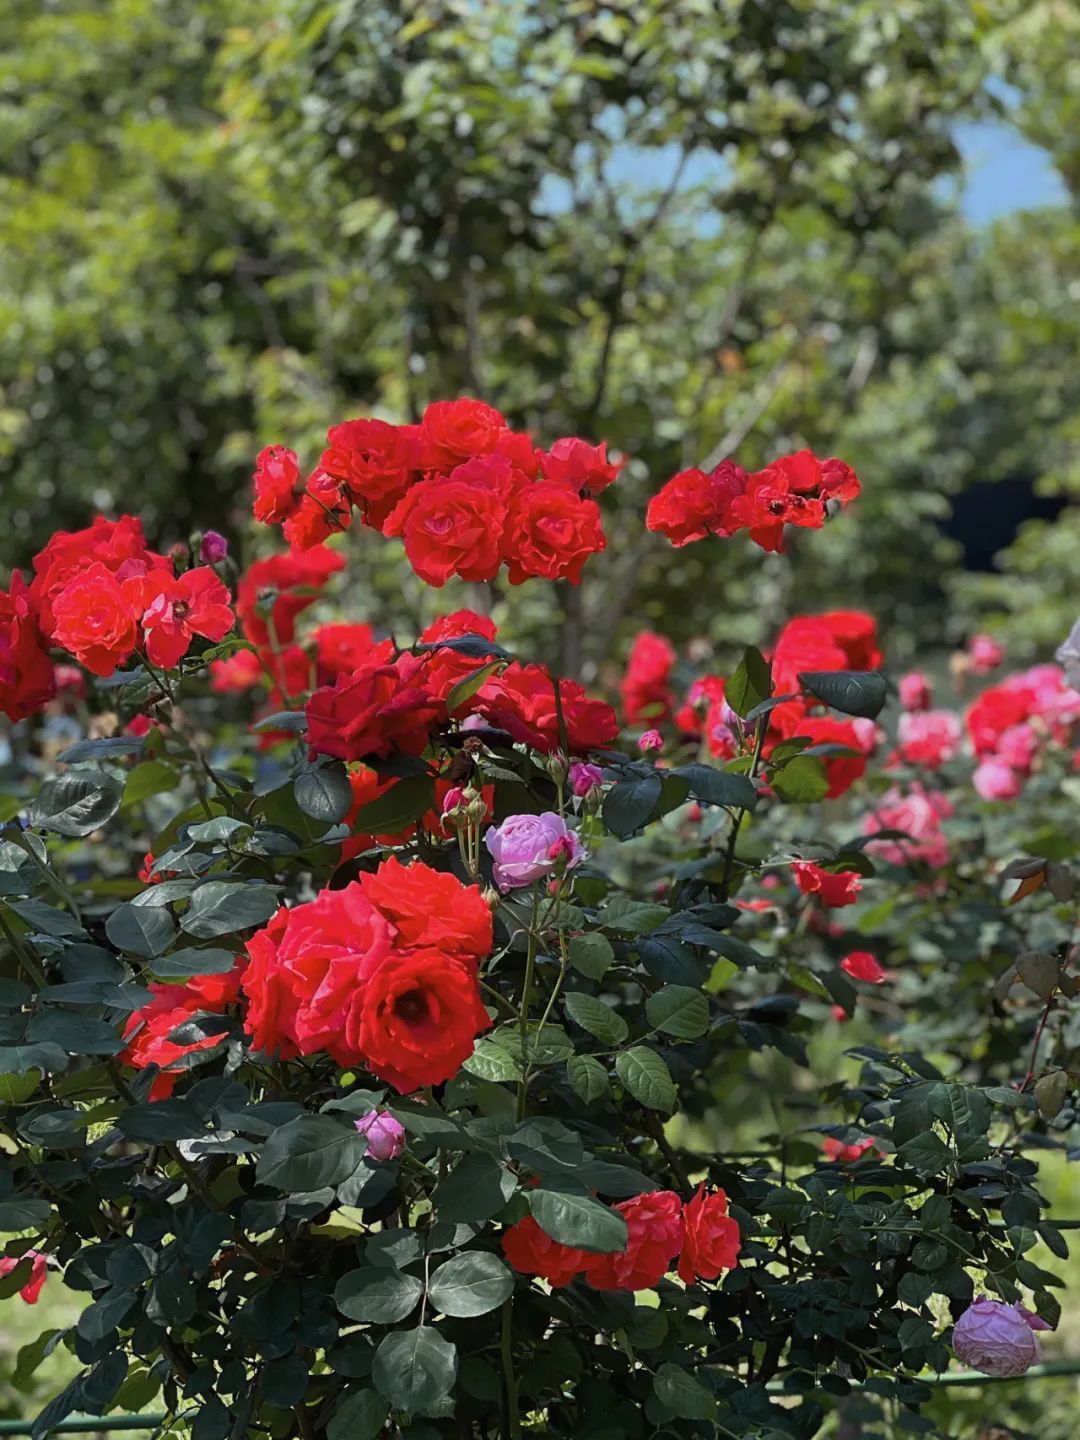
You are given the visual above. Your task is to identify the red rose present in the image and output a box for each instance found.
[621,630,676,726]
[502,485,605,585]
[582,1191,685,1291]
[420,610,498,645]
[253,445,302,524]
[320,418,413,525]
[352,945,491,1092]
[841,951,887,983]
[816,610,881,670]
[128,567,234,669]
[727,468,825,553]
[541,436,622,495]
[767,709,871,798]
[210,648,264,694]
[819,457,861,504]
[31,515,170,638]
[383,478,506,586]
[123,966,245,1098]
[282,471,352,550]
[306,650,442,761]
[502,1215,588,1288]
[243,888,397,1064]
[477,663,619,754]
[50,562,138,676]
[312,623,384,682]
[677,1185,741,1283]
[646,461,747,547]
[0,1251,49,1304]
[494,429,543,479]
[357,855,492,959]
[420,397,507,468]
[966,685,1030,757]
[792,861,861,907]
[236,545,344,647]
[0,571,56,721]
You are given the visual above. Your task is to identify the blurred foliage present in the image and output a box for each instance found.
[1,0,1076,673]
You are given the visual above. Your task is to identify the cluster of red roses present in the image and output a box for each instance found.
[628,610,881,800]
[253,397,621,588]
[646,448,860,555]
[124,858,493,1096]
[503,1184,739,1291]
[0,516,234,720]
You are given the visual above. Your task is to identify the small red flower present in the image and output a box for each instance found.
[320,418,413,524]
[541,436,622,495]
[420,397,507,468]
[282,471,352,549]
[383,478,506,586]
[477,663,619,754]
[621,630,676,726]
[840,951,887,984]
[0,571,55,721]
[51,562,139,677]
[582,1191,685,1291]
[502,1215,588,1288]
[0,1251,48,1304]
[132,567,234,669]
[236,546,344,648]
[646,462,747,547]
[792,861,862,907]
[677,1185,741,1284]
[306,651,442,761]
[823,1136,878,1164]
[253,445,302,524]
[502,485,605,585]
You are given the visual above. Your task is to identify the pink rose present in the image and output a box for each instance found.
[899,671,932,711]
[864,785,953,868]
[973,759,1021,801]
[638,729,663,753]
[952,1298,1048,1377]
[897,709,962,768]
[485,812,584,892]
[570,762,605,798]
[996,723,1038,773]
[969,634,1004,673]
[354,1109,406,1162]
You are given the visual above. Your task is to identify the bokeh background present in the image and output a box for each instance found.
[2,2,1080,1433]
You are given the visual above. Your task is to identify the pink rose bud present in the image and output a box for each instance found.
[570,762,605,798]
[968,633,1005,673]
[484,812,584,892]
[354,1110,406,1163]
[441,785,466,814]
[952,1298,1046,1377]
[200,530,229,565]
[899,671,932,711]
[638,729,663,753]
[973,759,1021,801]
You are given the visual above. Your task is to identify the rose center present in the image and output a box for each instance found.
[394,988,429,1025]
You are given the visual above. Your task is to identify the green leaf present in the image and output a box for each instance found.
[351,774,435,834]
[106,902,176,959]
[0,1044,68,1075]
[567,1054,609,1105]
[148,948,238,980]
[6,899,85,939]
[0,1197,51,1232]
[117,1100,206,1143]
[645,985,709,1039]
[671,763,757,811]
[256,1116,366,1192]
[446,661,503,713]
[563,992,628,1046]
[567,933,613,980]
[653,1363,717,1421]
[181,881,279,938]
[726,646,772,717]
[57,737,144,764]
[335,1268,424,1324]
[601,897,668,935]
[771,754,830,803]
[122,760,180,807]
[372,1327,457,1412]
[615,1047,677,1112]
[294,761,353,824]
[327,1390,389,1440]
[602,772,663,839]
[437,1153,517,1224]
[896,1132,954,1175]
[798,670,888,720]
[528,1184,628,1254]
[461,1036,523,1083]
[428,1252,513,1317]
[26,1011,122,1056]
[29,770,123,837]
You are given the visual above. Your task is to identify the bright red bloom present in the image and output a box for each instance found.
[841,951,887,983]
[129,567,234,669]
[494,430,543,479]
[727,468,825,553]
[253,445,302,524]
[677,1186,741,1284]
[0,1251,48,1304]
[582,1191,685,1291]
[478,663,619,754]
[357,854,493,957]
[210,648,264,694]
[320,418,412,524]
[341,766,416,859]
[771,449,861,506]
[621,630,676,726]
[306,651,442,761]
[792,861,862,907]
[646,462,747,547]
[966,684,1033,758]
[236,546,344,647]
[313,623,384,682]
[122,967,245,1098]
[541,437,622,496]
[502,485,605,585]
[383,478,506,586]
[501,1215,588,1288]
[50,563,138,677]
[282,471,352,550]
[768,710,871,798]
[420,397,507,469]
[823,1135,878,1164]
[0,571,55,721]
[420,610,498,645]
[30,515,169,638]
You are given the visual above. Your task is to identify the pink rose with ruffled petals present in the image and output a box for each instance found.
[973,759,1021,801]
[485,813,584,892]
[897,709,962,768]
[864,785,953,868]
[354,1109,406,1162]
[952,1298,1048,1377]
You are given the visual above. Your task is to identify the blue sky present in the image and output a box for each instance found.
[956,121,1066,221]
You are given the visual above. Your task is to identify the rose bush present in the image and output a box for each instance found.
[0,397,1074,1438]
